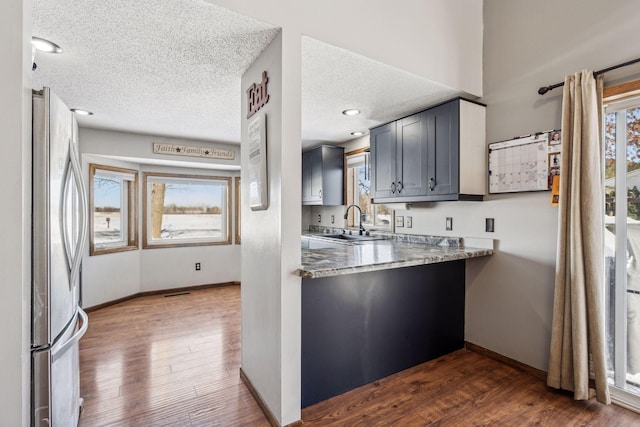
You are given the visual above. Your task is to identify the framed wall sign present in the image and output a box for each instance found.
[152,142,235,160]
[248,113,268,210]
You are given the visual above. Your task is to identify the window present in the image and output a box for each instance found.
[89,164,138,255]
[345,148,393,230]
[143,173,231,248]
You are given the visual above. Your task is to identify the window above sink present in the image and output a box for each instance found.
[345,148,394,232]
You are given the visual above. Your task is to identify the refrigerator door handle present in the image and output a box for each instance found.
[68,140,88,289]
[51,307,88,363]
[60,150,74,273]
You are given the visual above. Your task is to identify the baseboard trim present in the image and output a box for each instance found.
[84,281,240,313]
[465,341,547,382]
[240,368,303,427]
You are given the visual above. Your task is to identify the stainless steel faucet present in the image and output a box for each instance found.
[344,204,365,235]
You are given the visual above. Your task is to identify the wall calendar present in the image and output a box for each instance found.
[488,130,561,194]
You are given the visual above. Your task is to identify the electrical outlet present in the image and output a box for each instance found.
[396,216,404,228]
[406,216,412,228]
[331,215,335,224]
[318,214,321,223]
[446,217,453,231]
[195,262,201,271]
[486,218,495,233]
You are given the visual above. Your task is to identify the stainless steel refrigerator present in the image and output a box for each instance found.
[32,87,89,426]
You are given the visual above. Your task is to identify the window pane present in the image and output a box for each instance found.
[626,107,640,389]
[93,176,123,244]
[356,162,373,226]
[148,177,228,243]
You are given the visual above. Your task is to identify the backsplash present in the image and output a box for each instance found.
[307,225,463,248]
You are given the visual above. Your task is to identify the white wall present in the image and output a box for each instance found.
[80,129,240,308]
[0,0,31,424]
[209,0,483,97]
[241,31,303,425]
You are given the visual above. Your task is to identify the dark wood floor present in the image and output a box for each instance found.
[79,285,269,426]
[80,285,640,426]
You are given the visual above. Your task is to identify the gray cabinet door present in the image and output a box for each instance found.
[302,149,312,202]
[370,121,397,199]
[308,147,323,203]
[427,100,459,196]
[302,147,323,203]
[397,111,429,197]
[302,146,344,205]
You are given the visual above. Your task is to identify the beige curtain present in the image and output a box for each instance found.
[547,70,610,404]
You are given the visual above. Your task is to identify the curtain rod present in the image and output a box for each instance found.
[537,57,640,95]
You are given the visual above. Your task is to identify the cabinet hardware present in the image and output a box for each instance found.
[397,181,403,193]
[391,182,396,193]
[428,178,435,191]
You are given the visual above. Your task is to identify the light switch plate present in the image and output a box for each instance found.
[331,215,335,224]
[446,217,453,231]
[318,214,321,223]
[396,216,404,227]
[406,216,412,228]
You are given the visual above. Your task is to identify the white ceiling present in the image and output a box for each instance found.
[32,0,463,150]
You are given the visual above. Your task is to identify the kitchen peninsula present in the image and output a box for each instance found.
[298,229,493,407]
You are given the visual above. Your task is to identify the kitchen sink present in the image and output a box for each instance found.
[320,233,386,242]
[301,233,387,250]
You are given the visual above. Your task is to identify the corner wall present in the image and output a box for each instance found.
[241,30,302,425]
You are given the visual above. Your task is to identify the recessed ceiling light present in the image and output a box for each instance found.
[350,131,366,137]
[342,109,361,116]
[31,37,62,54]
[71,109,93,116]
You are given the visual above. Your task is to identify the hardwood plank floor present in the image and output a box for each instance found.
[80,285,640,426]
[79,285,269,426]
[302,350,640,426]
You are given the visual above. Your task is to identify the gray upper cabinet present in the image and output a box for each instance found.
[371,98,486,203]
[371,112,429,199]
[302,145,345,206]
[398,111,430,197]
[370,121,396,199]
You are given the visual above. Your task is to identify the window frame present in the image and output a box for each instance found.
[89,163,139,256]
[142,172,232,249]
[344,147,394,231]
[603,78,640,408]
[235,176,241,244]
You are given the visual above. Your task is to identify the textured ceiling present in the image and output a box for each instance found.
[301,37,462,148]
[32,0,278,144]
[32,0,463,149]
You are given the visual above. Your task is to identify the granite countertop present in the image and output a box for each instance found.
[298,228,494,279]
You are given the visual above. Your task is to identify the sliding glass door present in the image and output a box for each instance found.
[604,96,640,406]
